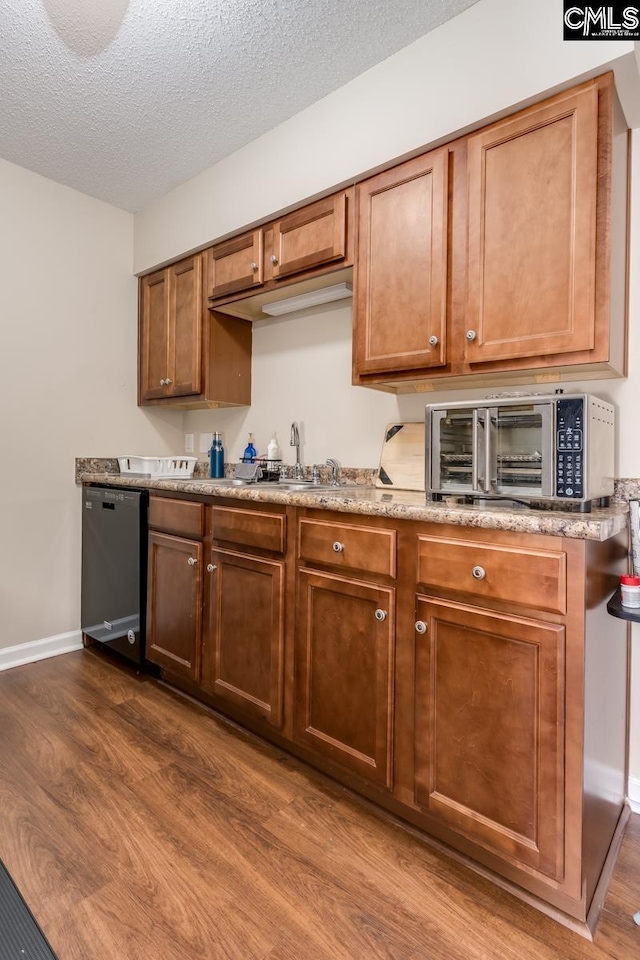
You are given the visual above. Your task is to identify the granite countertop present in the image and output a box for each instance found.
[77,470,629,542]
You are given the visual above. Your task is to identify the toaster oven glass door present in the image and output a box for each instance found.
[430,402,554,498]
[492,403,554,498]
[430,406,485,495]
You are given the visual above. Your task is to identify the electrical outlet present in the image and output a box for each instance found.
[185,433,194,454]
[199,432,213,454]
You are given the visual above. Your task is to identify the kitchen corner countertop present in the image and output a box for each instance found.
[77,473,629,542]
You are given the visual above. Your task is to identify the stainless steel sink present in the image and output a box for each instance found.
[200,478,252,486]
[272,482,375,495]
[172,476,353,494]
[275,482,339,492]
[188,478,343,492]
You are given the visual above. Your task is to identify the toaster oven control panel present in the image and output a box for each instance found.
[555,398,584,499]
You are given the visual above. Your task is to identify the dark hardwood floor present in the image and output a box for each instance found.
[0,648,638,959]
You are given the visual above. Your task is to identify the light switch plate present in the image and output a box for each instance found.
[199,432,213,454]
[185,433,194,453]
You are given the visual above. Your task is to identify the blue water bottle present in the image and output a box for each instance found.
[209,432,225,478]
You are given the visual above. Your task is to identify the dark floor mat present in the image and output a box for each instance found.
[0,860,58,959]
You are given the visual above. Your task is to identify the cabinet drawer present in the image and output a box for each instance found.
[416,535,566,614]
[271,192,347,279]
[149,496,205,539]
[212,506,286,553]
[207,230,263,299]
[299,518,396,579]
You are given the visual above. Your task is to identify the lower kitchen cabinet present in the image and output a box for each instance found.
[139,492,627,933]
[146,531,203,682]
[294,569,395,787]
[413,596,565,880]
[202,548,285,727]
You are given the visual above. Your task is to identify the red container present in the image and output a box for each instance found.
[620,575,640,607]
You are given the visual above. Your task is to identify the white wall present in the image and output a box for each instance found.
[187,303,402,466]
[0,157,184,651]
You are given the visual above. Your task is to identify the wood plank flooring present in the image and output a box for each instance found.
[0,648,638,960]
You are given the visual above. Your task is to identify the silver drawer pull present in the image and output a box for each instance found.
[332,541,344,553]
[428,335,439,347]
[270,254,278,265]
[206,563,217,573]
[187,557,198,566]
[466,329,477,342]
[250,260,259,272]
[374,609,387,622]
[415,621,427,634]
[471,565,486,580]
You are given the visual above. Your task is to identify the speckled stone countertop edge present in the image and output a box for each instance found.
[76,469,629,542]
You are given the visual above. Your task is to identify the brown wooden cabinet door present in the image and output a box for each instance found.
[167,255,202,397]
[139,256,203,404]
[414,596,565,880]
[295,569,394,786]
[466,81,598,364]
[139,269,170,401]
[271,193,347,280]
[208,230,263,299]
[353,149,448,375]
[146,532,203,682]
[203,549,285,727]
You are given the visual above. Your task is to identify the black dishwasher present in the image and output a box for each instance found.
[81,486,148,665]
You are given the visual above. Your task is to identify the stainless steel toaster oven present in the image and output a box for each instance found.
[425,393,615,511]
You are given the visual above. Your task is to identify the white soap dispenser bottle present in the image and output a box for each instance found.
[267,432,281,463]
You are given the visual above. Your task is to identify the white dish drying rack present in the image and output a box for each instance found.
[118,456,197,479]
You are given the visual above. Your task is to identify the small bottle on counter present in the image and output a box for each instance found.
[209,432,225,478]
[620,575,640,608]
[243,433,257,463]
[266,432,281,463]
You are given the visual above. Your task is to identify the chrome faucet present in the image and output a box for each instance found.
[290,422,303,479]
[326,458,340,485]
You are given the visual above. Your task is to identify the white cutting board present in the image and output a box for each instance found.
[376,422,426,492]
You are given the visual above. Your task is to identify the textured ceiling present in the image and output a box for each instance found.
[0,0,480,212]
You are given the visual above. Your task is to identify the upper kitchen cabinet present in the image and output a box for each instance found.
[353,72,628,392]
[139,256,202,402]
[138,252,252,409]
[353,148,449,376]
[205,188,355,320]
[465,80,598,364]
[208,230,264,299]
[269,192,348,280]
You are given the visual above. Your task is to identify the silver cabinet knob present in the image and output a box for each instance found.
[415,621,427,634]
[187,557,198,566]
[166,378,172,385]
[270,254,278,265]
[428,335,439,347]
[332,541,344,553]
[250,260,259,272]
[471,565,486,580]
[465,329,477,342]
[374,609,387,622]
[206,563,217,573]
[160,378,167,385]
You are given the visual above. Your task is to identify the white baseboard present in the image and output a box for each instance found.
[0,630,84,672]
[628,776,640,814]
